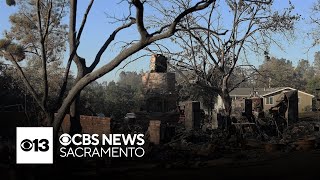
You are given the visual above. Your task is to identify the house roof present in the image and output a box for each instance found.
[262,87,315,97]
[229,87,282,97]
[229,88,251,96]
[229,87,314,98]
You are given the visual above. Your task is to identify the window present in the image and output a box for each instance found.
[265,96,274,105]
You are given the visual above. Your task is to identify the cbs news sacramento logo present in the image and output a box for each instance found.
[16,127,145,164]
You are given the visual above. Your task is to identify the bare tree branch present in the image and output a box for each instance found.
[57,0,95,106]
[150,0,215,42]
[132,0,149,39]
[117,54,149,73]
[76,0,94,42]
[37,0,49,109]
[88,18,136,72]
[8,53,45,112]
[43,1,53,40]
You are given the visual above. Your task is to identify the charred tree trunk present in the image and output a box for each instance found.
[68,66,87,135]
[210,96,213,116]
[220,91,232,129]
[67,0,86,135]
[69,94,82,135]
[222,92,232,117]
[220,77,232,129]
[42,111,54,127]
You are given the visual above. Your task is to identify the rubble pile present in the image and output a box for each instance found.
[251,120,320,153]
[145,119,320,163]
[146,128,249,162]
[281,121,320,143]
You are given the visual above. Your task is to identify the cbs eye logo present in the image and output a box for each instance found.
[59,134,71,146]
[20,139,50,152]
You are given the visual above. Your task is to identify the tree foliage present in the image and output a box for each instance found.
[0,39,25,61]
[256,57,296,88]
[6,0,16,6]
[1,0,68,125]
[80,71,143,120]
[5,0,68,63]
[306,76,320,94]
[244,53,319,94]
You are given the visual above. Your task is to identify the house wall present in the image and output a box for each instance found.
[216,90,313,114]
[298,92,313,112]
[263,91,313,113]
[263,92,283,111]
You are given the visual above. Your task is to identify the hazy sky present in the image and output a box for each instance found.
[0,0,319,82]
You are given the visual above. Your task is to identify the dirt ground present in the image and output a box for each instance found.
[1,150,320,180]
[105,151,320,179]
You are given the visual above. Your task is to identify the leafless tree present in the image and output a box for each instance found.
[152,0,299,124]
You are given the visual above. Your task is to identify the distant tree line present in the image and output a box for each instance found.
[231,51,320,94]
[0,63,144,123]
[80,71,144,120]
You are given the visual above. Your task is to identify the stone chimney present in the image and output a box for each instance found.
[141,55,177,112]
[150,54,167,73]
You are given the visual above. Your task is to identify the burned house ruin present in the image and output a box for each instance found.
[142,54,177,112]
